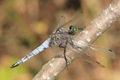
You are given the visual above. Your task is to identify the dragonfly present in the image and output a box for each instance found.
[10,12,83,68]
[10,12,115,68]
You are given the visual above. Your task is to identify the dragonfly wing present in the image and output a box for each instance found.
[10,38,51,68]
[54,11,83,32]
[60,11,83,29]
[78,52,105,68]
[54,16,66,32]
[88,45,116,59]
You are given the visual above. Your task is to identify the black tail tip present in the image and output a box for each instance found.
[10,66,14,68]
[10,64,19,68]
[10,65,16,68]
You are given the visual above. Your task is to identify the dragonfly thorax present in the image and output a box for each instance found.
[50,28,72,46]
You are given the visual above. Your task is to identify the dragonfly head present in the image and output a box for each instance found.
[68,25,84,35]
[68,25,78,35]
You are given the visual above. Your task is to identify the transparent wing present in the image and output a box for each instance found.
[78,52,105,67]
[78,45,115,67]
[60,11,83,29]
[86,45,116,59]
[54,16,66,32]
[54,11,83,32]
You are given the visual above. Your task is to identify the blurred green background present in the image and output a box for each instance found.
[0,0,120,80]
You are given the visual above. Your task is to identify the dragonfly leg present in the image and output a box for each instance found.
[68,37,75,48]
[59,40,69,69]
[64,40,69,69]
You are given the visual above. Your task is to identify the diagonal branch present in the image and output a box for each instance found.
[33,0,120,80]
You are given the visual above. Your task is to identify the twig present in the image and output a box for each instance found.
[33,0,120,80]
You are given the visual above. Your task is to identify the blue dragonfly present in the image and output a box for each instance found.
[10,13,83,68]
[10,12,115,68]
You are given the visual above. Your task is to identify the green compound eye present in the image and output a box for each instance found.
[68,25,78,35]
